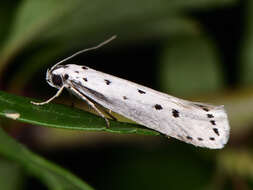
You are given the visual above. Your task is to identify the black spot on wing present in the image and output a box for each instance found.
[82,66,88,70]
[209,137,215,141]
[194,104,209,112]
[138,89,146,94]
[154,104,163,110]
[123,96,127,100]
[207,114,214,118]
[186,136,193,140]
[197,137,203,141]
[104,79,111,85]
[213,128,219,136]
[202,108,209,112]
[83,77,88,82]
[75,71,79,73]
[210,120,216,125]
[172,109,179,118]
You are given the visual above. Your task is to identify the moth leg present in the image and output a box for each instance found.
[70,87,110,128]
[98,107,117,121]
[68,91,75,108]
[105,110,117,121]
[80,94,117,121]
[80,95,117,121]
[31,86,65,105]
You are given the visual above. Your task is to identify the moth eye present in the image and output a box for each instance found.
[51,74,63,87]
[64,74,69,80]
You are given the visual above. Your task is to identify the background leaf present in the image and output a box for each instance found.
[0,159,23,190]
[0,127,94,190]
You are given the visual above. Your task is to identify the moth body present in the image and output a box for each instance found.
[42,64,230,149]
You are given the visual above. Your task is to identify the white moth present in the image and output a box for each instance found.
[31,36,230,149]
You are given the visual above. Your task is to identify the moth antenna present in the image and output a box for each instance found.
[51,35,117,70]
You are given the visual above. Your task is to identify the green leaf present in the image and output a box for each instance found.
[0,90,159,136]
[0,0,237,93]
[218,149,253,180]
[241,0,253,84]
[159,34,223,97]
[0,159,24,190]
[0,0,237,72]
[0,127,94,190]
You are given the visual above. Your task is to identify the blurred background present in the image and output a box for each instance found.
[0,0,252,189]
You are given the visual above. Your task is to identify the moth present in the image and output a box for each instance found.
[31,36,230,149]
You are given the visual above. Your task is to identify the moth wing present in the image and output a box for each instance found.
[64,65,230,149]
[115,95,230,149]
[167,100,230,149]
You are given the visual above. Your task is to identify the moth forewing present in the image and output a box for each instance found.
[31,37,230,149]
[40,64,229,149]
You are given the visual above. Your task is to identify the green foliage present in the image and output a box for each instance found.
[0,127,94,190]
[0,90,159,136]
[159,34,223,96]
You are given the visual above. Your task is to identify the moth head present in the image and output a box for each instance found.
[46,66,64,89]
